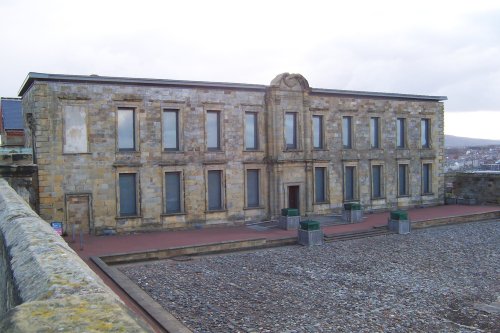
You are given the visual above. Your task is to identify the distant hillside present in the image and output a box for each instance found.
[445,135,500,148]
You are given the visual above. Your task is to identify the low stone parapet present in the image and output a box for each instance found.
[0,179,152,332]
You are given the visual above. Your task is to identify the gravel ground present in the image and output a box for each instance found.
[120,221,500,332]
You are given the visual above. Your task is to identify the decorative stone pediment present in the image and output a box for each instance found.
[270,73,310,91]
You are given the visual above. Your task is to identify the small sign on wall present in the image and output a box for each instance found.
[51,221,63,235]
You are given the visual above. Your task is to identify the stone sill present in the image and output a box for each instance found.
[243,206,265,210]
[115,215,142,220]
[205,209,227,213]
[161,212,186,217]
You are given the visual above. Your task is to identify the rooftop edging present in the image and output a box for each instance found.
[18,72,447,101]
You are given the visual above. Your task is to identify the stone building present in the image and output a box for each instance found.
[18,72,446,234]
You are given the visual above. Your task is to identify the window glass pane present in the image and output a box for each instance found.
[399,164,407,195]
[285,113,296,148]
[246,169,259,207]
[245,113,257,149]
[313,116,323,148]
[370,117,379,148]
[207,111,220,149]
[118,109,135,150]
[342,116,352,148]
[64,106,88,153]
[165,172,181,213]
[315,167,326,202]
[163,110,178,150]
[421,119,430,148]
[345,166,355,200]
[208,170,222,210]
[423,164,431,193]
[119,174,137,216]
[372,165,382,198]
[397,118,405,148]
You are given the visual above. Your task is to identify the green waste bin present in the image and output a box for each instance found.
[390,210,408,220]
[299,220,320,231]
[281,208,299,216]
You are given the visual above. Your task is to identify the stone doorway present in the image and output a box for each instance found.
[288,185,300,212]
[65,194,92,235]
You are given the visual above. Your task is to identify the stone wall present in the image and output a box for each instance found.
[21,73,445,234]
[445,172,500,204]
[0,179,152,332]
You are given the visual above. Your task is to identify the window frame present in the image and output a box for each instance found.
[63,105,89,154]
[398,163,409,197]
[371,164,384,199]
[117,108,136,152]
[245,112,259,150]
[396,118,406,149]
[370,117,381,149]
[162,109,180,151]
[312,115,324,149]
[342,116,353,149]
[343,165,358,201]
[206,169,225,211]
[245,169,261,208]
[285,112,298,150]
[206,110,221,151]
[164,171,183,214]
[118,172,139,217]
[422,163,432,194]
[421,118,431,148]
[314,166,328,203]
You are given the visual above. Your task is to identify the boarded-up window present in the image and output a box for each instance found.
[64,106,88,153]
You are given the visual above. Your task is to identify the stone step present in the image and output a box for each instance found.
[324,227,391,242]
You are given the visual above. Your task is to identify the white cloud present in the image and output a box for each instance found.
[1,0,499,138]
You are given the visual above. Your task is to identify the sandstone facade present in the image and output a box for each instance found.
[19,72,446,234]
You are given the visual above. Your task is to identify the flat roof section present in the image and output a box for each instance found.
[18,72,447,101]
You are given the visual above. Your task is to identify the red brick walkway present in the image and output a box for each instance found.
[67,204,500,259]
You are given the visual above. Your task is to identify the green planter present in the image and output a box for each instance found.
[344,203,362,210]
[390,210,408,220]
[281,208,299,216]
[299,220,320,231]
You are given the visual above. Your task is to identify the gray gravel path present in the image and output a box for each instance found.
[120,221,500,332]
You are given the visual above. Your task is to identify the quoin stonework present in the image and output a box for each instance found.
[18,72,446,234]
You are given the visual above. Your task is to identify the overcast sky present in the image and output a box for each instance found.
[1,0,499,139]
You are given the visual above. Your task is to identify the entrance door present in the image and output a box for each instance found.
[66,194,92,234]
[288,186,300,212]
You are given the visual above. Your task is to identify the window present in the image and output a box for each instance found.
[421,118,430,148]
[371,165,383,199]
[396,118,406,148]
[63,106,88,153]
[117,108,135,151]
[285,113,297,149]
[163,109,179,150]
[165,172,182,213]
[207,170,223,210]
[207,111,221,150]
[398,164,409,196]
[246,169,260,208]
[370,117,380,149]
[119,173,137,216]
[313,115,324,149]
[422,163,432,194]
[344,166,357,201]
[342,116,352,149]
[245,112,258,150]
[315,167,327,203]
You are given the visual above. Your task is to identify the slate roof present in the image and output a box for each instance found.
[1,98,24,130]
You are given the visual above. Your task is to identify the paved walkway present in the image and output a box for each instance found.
[64,204,500,333]
[66,204,500,259]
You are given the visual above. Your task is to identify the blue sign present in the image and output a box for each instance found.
[51,222,63,235]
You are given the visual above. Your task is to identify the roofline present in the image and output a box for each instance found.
[311,88,447,101]
[18,72,447,102]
